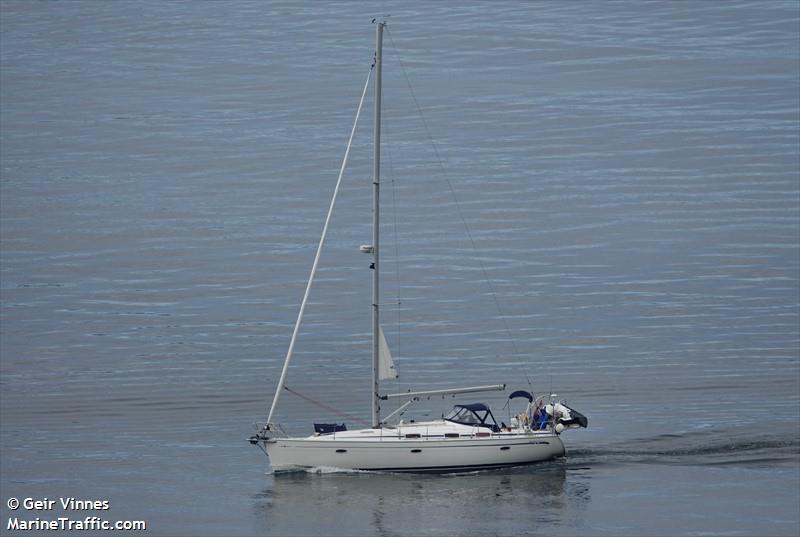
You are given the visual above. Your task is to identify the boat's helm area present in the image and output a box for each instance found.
[439,391,588,435]
[507,390,589,434]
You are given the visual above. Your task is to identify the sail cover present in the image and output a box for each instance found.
[378,326,399,380]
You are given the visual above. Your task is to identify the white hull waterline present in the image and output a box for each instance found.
[264,423,565,473]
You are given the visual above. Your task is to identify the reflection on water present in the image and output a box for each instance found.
[255,463,589,537]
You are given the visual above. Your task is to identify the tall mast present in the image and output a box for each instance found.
[371,21,384,428]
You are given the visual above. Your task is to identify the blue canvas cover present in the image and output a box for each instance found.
[314,423,347,434]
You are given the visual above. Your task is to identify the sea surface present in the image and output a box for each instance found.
[1,1,798,536]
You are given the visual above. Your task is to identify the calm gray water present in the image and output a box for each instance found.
[1,1,798,536]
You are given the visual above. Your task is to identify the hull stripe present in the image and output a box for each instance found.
[342,460,556,473]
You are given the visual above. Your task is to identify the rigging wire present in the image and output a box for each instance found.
[266,64,374,426]
[283,385,372,428]
[382,77,404,407]
[385,28,522,359]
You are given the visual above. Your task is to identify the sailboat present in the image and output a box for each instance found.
[249,22,587,473]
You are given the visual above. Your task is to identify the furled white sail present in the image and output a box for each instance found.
[378,326,398,380]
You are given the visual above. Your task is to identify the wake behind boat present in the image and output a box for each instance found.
[249,22,587,473]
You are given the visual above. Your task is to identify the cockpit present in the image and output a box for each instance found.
[443,403,499,432]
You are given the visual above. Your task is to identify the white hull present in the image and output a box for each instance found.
[262,425,565,473]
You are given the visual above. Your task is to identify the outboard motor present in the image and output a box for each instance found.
[545,403,588,433]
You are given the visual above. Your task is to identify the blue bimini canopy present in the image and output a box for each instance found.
[458,403,490,412]
[444,404,499,431]
[508,390,533,403]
